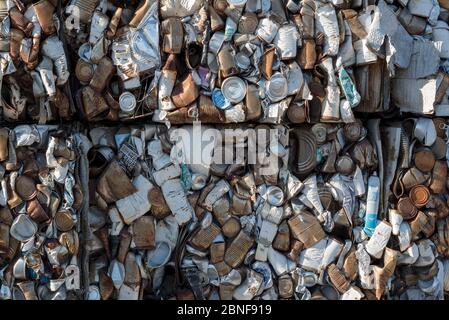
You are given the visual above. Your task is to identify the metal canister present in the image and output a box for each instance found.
[273,221,290,252]
[266,186,284,206]
[54,210,76,232]
[235,52,251,71]
[287,211,325,248]
[132,216,155,249]
[209,32,226,55]
[210,242,226,264]
[363,174,380,237]
[148,187,171,219]
[0,0,8,19]
[224,17,237,41]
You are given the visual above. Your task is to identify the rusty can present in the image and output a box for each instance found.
[222,217,241,238]
[210,242,226,264]
[238,12,258,34]
[414,149,436,172]
[224,230,254,268]
[409,185,431,208]
[397,196,419,220]
[190,223,221,251]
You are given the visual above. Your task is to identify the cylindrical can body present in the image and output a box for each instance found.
[363,175,380,237]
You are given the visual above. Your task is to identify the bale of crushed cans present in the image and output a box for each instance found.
[0,0,448,301]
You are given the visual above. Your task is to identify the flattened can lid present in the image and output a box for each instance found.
[212,88,231,110]
[55,210,76,232]
[238,12,258,34]
[266,186,284,206]
[414,149,436,172]
[409,185,430,208]
[311,123,327,144]
[222,76,247,103]
[397,196,418,220]
[75,59,94,84]
[15,176,37,201]
[266,73,288,102]
[335,155,355,175]
[119,92,137,113]
[10,214,38,242]
[344,122,363,142]
[235,52,251,70]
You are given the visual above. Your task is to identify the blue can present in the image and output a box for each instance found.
[363,174,380,237]
[212,88,230,110]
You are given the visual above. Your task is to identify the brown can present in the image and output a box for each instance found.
[222,217,241,238]
[414,149,436,173]
[75,59,94,84]
[218,43,238,78]
[219,284,235,300]
[397,196,418,220]
[149,187,171,219]
[214,261,232,277]
[224,230,254,268]
[132,216,155,250]
[190,223,221,251]
[430,160,447,194]
[272,220,290,252]
[15,176,37,201]
[409,185,430,208]
[54,210,76,232]
[238,13,258,34]
[288,210,325,248]
[245,85,262,121]
[210,242,226,264]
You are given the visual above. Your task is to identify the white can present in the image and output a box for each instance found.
[273,24,299,60]
[256,18,280,44]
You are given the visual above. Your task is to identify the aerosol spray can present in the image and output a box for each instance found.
[363,173,380,237]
